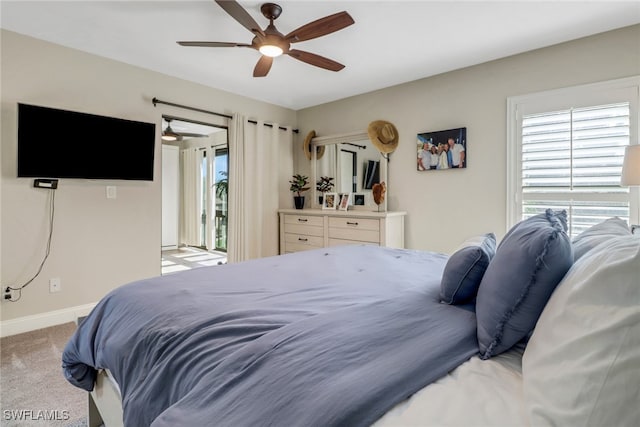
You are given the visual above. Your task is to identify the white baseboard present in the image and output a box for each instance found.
[0,302,97,338]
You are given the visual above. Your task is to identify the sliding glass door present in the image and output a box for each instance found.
[199,145,228,252]
[161,115,228,258]
[213,147,228,252]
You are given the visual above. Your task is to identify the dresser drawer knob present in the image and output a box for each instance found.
[297,218,308,222]
[298,237,308,242]
[346,221,359,226]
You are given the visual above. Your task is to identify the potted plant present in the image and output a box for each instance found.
[289,174,310,209]
[316,176,334,205]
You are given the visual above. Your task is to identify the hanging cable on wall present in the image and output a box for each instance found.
[152,97,298,133]
[4,188,56,302]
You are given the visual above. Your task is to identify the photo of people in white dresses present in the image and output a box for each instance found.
[417,127,467,171]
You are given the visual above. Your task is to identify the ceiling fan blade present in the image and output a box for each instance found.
[285,11,354,43]
[163,122,207,140]
[253,55,273,77]
[215,0,265,37]
[177,41,251,48]
[286,49,345,72]
[179,132,208,138]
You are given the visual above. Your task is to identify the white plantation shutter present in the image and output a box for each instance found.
[507,77,640,238]
[521,102,630,236]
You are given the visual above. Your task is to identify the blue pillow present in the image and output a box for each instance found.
[440,233,496,304]
[476,209,573,359]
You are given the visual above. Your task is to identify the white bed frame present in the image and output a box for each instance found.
[88,370,123,427]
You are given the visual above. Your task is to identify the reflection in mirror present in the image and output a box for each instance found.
[339,149,357,193]
[311,131,387,211]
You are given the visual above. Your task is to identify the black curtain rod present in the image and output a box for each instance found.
[343,142,367,149]
[152,97,298,133]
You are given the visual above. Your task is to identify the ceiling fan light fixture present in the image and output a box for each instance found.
[162,122,179,141]
[259,44,283,57]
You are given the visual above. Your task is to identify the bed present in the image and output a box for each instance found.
[62,212,640,427]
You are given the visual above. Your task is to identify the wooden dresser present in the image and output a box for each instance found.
[278,209,406,254]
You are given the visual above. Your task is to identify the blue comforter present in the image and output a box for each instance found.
[62,245,478,426]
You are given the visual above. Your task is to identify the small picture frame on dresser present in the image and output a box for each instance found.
[322,192,337,210]
[338,193,351,211]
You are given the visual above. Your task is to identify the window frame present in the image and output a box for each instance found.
[506,76,640,233]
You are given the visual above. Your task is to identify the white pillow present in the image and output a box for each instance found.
[522,234,640,426]
[572,217,630,261]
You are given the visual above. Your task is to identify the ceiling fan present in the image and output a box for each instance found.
[162,118,208,141]
[177,0,355,77]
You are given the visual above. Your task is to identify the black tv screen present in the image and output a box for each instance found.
[18,103,156,181]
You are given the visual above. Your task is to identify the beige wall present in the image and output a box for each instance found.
[2,24,639,323]
[0,30,296,321]
[297,24,640,254]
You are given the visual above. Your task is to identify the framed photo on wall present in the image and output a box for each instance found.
[323,192,337,210]
[338,193,351,211]
[417,127,467,171]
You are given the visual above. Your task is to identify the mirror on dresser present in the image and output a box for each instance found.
[310,131,387,211]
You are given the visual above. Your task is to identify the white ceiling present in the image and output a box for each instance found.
[2,1,639,110]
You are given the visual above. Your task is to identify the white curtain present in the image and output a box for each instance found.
[228,113,292,263]
[180,147,200,246]
[318,144,337,184]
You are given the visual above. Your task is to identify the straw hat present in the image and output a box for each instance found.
[303,130,325,160]
[367,120,399,154]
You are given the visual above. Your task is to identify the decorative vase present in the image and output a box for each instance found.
[294,196,305,209]
[372,182,386,212]
[318,195,324,205]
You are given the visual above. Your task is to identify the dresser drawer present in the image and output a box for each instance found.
[328,217,379,243]
[329,217,380,231]
[285,233,323,247]
[285,232,323,252]
[328,227,379,243]
[284,214,323,227]
[279,209,405,255]
[284,242,319,253]
[328,238,379,247]
[283,223,323,237]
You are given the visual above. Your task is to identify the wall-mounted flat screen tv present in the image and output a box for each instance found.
[17,103,156,181]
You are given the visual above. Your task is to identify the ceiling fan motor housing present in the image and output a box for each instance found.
[260,3,282,21]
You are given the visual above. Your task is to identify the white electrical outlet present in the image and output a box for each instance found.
[49,278,61,293]
[106,186,117,199]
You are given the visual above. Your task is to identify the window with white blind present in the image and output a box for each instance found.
[507,77,640,237]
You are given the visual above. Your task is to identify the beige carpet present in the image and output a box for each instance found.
[0,322,87,427]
